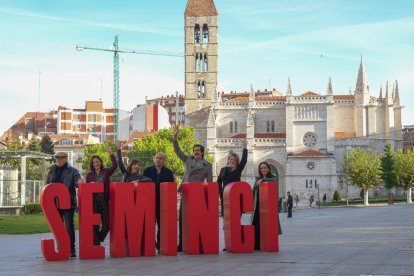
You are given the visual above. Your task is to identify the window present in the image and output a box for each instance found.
[303,132,317,147]
[194,24,200,43]
[25,118,32,124]
[202,24,209,43]
[60,139,72,146]
[92,114,97,122]
[195,53,208,72]
[197,80,205,98]
[266,121,270,132]
[230,121,238,133]
[306,162,315,170]
[271,121,275,132]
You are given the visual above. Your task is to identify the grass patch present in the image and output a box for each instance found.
[0,214,79,235]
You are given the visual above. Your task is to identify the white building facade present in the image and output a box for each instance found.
[184,0,403,201]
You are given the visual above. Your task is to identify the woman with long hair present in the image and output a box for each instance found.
[116,142,151,182]
[217,139,248,217]
[252,161,282,250]
[85,145,118,245]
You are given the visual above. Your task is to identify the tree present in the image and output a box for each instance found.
[393,150,414,203]
[380,144,397,193]
[343,148,382,206]
[40,135,54,155]
[129,127,213,178]
[82,142,113,173]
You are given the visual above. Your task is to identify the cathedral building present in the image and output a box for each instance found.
[184,0,403,200]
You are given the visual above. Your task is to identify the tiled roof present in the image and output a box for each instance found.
[228,97,249,103]
[185,0,218,16]
[256,96,286,101]
[333,95,355,100]
[334,132,355,138]
[49,133,90,142]
[300,91,320,97]
[295,149,327,157]
[127,131,155,144]
[231,134,246,138]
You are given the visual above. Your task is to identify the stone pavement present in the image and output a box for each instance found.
[1,204,414,276]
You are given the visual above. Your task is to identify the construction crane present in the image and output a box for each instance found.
[76,35,183,142]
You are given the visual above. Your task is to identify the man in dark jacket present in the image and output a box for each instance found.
[46,152,81,257]
[143,152,174,252]
[287,191,293,218]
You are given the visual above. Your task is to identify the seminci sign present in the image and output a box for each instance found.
[40,181,279,261]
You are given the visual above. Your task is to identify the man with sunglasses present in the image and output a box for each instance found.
[46,152,81,257]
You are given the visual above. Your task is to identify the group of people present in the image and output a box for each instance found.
[46,125,284,257]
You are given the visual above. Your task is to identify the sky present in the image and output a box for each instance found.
[1,0,413,135]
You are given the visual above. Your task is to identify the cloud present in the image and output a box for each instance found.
[0,7,182,38]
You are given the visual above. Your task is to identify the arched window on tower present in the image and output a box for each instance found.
[230,121,234,133]
[266,121,270,132]
[204,54,208,72]
[202,24,209,43]
[197,81,206,98]
[194,24,200,43]
[271,121,275,132]
[234,121,238,133]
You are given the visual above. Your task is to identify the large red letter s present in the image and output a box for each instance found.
[40,183,71,261]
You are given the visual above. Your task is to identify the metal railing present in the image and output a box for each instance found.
[0,180,44,207]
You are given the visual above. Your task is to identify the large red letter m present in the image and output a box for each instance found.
[110,182,156,257]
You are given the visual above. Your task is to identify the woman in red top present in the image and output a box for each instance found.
[85,146,118,245]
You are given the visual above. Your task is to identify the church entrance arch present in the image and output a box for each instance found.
[263,159,284,198]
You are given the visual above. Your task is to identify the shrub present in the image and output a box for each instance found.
[333,190,341,201]
[24,204,42,214]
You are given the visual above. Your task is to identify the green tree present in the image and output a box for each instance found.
[0,137,24,168]
[129,127,213,178]
[380,144,397,193]
[40,135,54,155]
[393,150,414,203]
[343,148,382,206]
[82,142,114,173]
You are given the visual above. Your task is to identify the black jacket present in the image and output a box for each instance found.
[143,165,175,200]
[46,163,81,208]
[116,149,152,182]
[216,148,248,195]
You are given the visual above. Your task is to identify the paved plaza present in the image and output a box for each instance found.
[0,204,413,276]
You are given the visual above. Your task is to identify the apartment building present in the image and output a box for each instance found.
[57,101,130,141]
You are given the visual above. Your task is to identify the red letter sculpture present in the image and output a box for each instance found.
[78,183,105,259]
[40,183,71,261]
[223,181,254,253]
[110,182,156,257]
[159,182,177,256]
[181,182,219,254]
[259,181,279,252]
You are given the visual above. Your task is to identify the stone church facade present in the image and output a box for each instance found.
[184,0,403,200]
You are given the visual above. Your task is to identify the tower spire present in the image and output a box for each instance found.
[355,55,369,95]
[327,77,333,95]
[287,77,292,95]
[379,85,383,99]
[249,84,255,101]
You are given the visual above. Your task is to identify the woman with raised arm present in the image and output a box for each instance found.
[116,142,151,182]
[85,145,118,246]
[217,139,248,217]
[252,161,282,250]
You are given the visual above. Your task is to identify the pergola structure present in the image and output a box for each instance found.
[0,151,53,206]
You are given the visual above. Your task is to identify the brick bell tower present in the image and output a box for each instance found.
[184,0,218,116]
